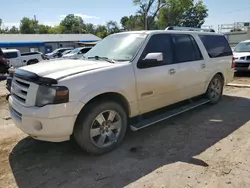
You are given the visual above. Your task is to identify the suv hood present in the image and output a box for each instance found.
[233,52,250,58]
[19,59,114,80]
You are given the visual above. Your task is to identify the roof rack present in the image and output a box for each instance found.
[165,26,215,33]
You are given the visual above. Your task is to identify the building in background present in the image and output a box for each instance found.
[224,27,250,47]
[0,34,101,54]
[218,22,250,47]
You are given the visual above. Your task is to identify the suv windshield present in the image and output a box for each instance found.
[84,33,147,61]
[234,42,250,52]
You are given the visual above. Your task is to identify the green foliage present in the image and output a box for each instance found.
[20,17,38,34]
[60,14,86,34]
[0,1,209,36]
[8,26,20,34]
[158,0,208,29]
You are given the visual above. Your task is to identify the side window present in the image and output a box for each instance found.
[172,34,203,64]
[138,34,173,68]
[81,48,91,54]
[199,35,232,58]
[4,52,18,59]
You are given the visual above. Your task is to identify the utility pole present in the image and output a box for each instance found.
[34,15,39,33]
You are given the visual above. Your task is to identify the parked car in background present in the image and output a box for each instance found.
[233,40,250,72]
[61,49,72,56]
[45,48,73,59]
[6,67,15,92]
[9,28,234,155]
[3,49,45,68]
[62,47,92,59]
[0,48,9,74]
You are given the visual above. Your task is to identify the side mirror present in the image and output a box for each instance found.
[138,52,163,68]
[143,52,163,62]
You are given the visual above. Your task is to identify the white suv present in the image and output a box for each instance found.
[9,28,234,155]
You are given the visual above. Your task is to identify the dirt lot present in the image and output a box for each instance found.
[1,75,250,188]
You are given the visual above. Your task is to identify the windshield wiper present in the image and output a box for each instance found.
[87,56,115,63]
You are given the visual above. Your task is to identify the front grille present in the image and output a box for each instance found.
[235,63,250,68]
[11,77,30,105]
[9,104,22,121]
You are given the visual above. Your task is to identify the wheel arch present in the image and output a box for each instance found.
[205,72,225,92]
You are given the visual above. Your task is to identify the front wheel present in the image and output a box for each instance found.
[74,101,127,155]
[206,74,224,104]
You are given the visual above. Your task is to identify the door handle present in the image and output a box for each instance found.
[23,60,26,63]
[201,64,206,68]
[169,68,175,74]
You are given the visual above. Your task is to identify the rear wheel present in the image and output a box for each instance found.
[27,59,38,65]
[74,101,127,155]
[206,74,224,104]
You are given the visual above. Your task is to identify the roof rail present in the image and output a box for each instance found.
[165,26,215,33]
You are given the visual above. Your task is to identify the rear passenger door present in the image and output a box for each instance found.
[134,34,181,114]
[198,34,233,88]
[171,34,207,99]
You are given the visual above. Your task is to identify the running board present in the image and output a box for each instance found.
[130,98,210,131]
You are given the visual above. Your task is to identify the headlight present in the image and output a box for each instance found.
[35,85,69,107]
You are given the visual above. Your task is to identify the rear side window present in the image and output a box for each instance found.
[4,52,18,59]
[199,35,232,58]
[172,34,203,63]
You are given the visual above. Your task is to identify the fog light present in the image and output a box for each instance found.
[34,122,43,131]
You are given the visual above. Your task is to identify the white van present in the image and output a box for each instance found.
[9,27,234,155]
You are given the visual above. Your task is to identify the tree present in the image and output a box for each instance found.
[85,23,96,34]
[157,0,208,29]
[120,15,144,31]
[38,24,50,34]
[95,25,108,38]
[106,21,120,34]
[8,26,19,34]
[20,17,38,34]
[60,14,86,34]
[179,0,208,28]
[133,0,167,30]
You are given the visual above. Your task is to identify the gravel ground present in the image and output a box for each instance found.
[1,76,250,188]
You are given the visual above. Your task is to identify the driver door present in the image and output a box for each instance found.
[133,34,181,114]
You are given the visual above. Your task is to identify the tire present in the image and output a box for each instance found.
[74,101,127,155]
[27,59,38,65]
[206,74,224,104]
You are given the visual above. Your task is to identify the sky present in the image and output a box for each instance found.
[1,0,250,32]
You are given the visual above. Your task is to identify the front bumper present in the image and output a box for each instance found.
[9,96,82,142]
[235,61,250,72]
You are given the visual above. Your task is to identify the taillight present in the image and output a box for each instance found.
[232,57,235,68]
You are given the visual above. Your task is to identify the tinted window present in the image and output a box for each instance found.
[80,48,91,54]
[199,35,232,58]
[172,34,203,63]
[4,52,18,59]
[139,34,173,67]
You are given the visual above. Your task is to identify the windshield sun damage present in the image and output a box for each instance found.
[234,42,250,52]
[84,33,147,61]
